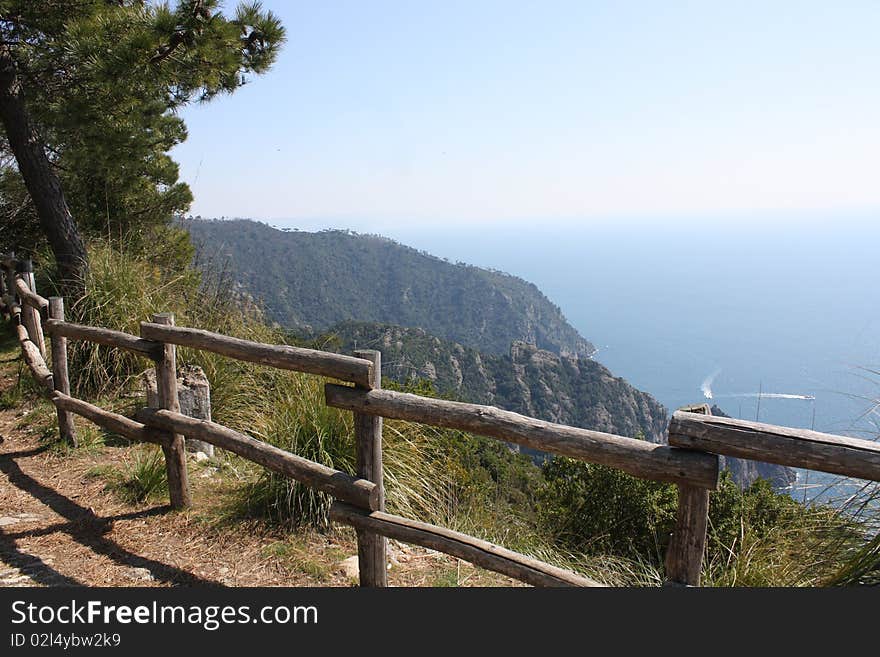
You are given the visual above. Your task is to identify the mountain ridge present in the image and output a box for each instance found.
[183,218,595,358]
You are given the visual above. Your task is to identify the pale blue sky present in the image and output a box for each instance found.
[172,1,880,229]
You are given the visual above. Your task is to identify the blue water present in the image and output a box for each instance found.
[371,216,880,503]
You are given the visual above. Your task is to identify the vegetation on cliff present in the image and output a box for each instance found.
[183,218,595,358]
[319,321,667,444]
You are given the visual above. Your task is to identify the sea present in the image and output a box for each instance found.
[374,214,880,506]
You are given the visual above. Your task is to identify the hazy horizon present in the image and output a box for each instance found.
[172,2,880,227]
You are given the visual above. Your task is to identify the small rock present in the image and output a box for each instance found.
[123,567,154,582]
[194,451,210,462]
[339,555,359,580]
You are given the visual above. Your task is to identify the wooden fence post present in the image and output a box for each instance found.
[664,404,712,586]
[0,272,7,320]
[664,485,710,586]
[48,297,77,447]
[144,365,214,457]
[3,251,15,306]
[150,312,191,510]
[18,258,46,358]
[353,349,386,587]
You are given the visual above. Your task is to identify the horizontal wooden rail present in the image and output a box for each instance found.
[669,411,880,482]
[51,392,169,446]
[135,408,380,510]
[15,323,53,393]
[325,385,720,490]
[140,322,375,388]
[2,294,21,319]
[330,502,601,587]
[14,276,48,313]
[46,319,162,359]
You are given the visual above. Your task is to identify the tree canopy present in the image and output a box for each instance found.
[0,1,285,290]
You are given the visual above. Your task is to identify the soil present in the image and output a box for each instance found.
[0,338,517,588]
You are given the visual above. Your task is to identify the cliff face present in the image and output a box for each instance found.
[328,322,668,444]
[504,341,668,444]
[183,218,595,358]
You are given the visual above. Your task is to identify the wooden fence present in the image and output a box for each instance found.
[1,253,879,587]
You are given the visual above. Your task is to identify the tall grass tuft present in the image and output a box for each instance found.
[234,370,355,529]
[818,370,880,586]
[62,239,198,396]
[55,238,273,398]
[114,446,168,504]
[703,510,865,587]
[821,478,880,585]
[230,371,462,530]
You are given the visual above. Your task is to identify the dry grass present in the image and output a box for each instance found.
[0,398,522,588]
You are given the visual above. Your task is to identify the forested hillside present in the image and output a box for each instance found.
[183,218,595,358]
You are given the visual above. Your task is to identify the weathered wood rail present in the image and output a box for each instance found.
[46,319,164,359]
[134,407,380,509]
[2,253,878,588]
[324,384,719,489]
[669,411,880,482]
[139,322,375,388]
[329,502,600,587]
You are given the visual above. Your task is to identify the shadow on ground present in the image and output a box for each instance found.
[0,444,220,587]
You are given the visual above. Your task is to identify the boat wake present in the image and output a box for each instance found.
[700,368,814,401]
[700,369,721,400]
[717,392,815,401]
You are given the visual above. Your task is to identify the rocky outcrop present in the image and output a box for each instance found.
[326,322,668,444]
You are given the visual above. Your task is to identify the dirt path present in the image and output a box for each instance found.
[0,341,515,588]
[0,399,349,587]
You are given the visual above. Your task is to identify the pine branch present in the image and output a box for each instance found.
[149,0,211,65]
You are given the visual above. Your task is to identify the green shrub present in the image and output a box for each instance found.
[536,460,867,585]
[114,446,168,504]
[537,457,677,561]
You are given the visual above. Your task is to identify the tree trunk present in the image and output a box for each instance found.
[0,49,87,298]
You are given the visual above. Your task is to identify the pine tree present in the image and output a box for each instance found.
[0,1,285,296]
